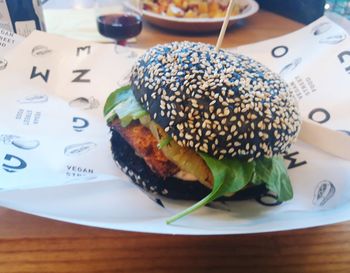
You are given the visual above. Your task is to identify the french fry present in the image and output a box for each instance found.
[231,4,240,16]
[208,1,219,17]
[173,0,183,8]
[184,9,198,18]
[143,0,242,18]
[182,0,189,10]
[198,2,208,14]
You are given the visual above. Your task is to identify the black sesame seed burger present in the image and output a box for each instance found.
[104,41,301,223]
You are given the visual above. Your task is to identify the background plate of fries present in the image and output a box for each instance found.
[139,0,259,33]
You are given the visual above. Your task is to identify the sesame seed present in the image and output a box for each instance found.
[131,41,301,161]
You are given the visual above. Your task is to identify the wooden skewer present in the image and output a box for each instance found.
[215,0,237,51]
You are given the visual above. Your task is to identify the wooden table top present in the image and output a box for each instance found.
[134,10,302,49]
[2,7,350,273]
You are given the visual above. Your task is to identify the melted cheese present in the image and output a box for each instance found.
[174,170,198,181]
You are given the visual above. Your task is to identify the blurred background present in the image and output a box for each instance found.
[325,0,350,19]
[2,0,350,42]
[42,0,350,23]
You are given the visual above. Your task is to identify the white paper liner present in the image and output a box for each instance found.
[0,15,349,234]
[235,14,350,161]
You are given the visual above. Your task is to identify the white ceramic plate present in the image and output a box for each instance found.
[141,0,259,33]
[0,179,349,235]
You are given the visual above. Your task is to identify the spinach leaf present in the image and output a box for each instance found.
[166,155,293,224]
[252,157,293,201]
[166,154,254,224]
[267,157,293,201]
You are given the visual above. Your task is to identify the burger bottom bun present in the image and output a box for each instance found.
[110,129,268,201]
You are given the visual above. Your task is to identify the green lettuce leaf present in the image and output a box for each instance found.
[157,136,172,149]
[103,85,147,126]
[166,154,254,224]
[166,155,293,224]
[265,157,292,201]
[252,157,293,201]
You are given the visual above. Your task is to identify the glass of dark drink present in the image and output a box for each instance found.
[95,0,143,46]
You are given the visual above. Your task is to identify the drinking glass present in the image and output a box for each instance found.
[95,0,143,46]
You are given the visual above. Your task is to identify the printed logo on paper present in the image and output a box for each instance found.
[284,151,307,169]
[308,108,331,124]
[0,134,40,150]
[312,22,332,36]
[64,142,97,156]
[2,154,27,173]
[72,69,91,83]
[30,66,50,82]
[271,45,288,58]
[77,45,91,56]
[339,130,350,136]
[72,117,89,132]
[69,97,99,110]
[313,180,336,206]
[338,51,350,75]
[319,33,347,45]
[0,58,7,70]
[66,164,95,178]
[279,57,302,77]
[31,45,52,56]
[15,108,42,125]
[17,94,48,104]
[312,21,347,44]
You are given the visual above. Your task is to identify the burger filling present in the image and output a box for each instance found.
[105,85,214,187]
[105,85,294,223]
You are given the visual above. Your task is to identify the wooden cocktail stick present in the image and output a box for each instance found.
[215,0,236,51]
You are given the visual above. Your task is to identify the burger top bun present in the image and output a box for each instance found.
[131,41,301,161]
